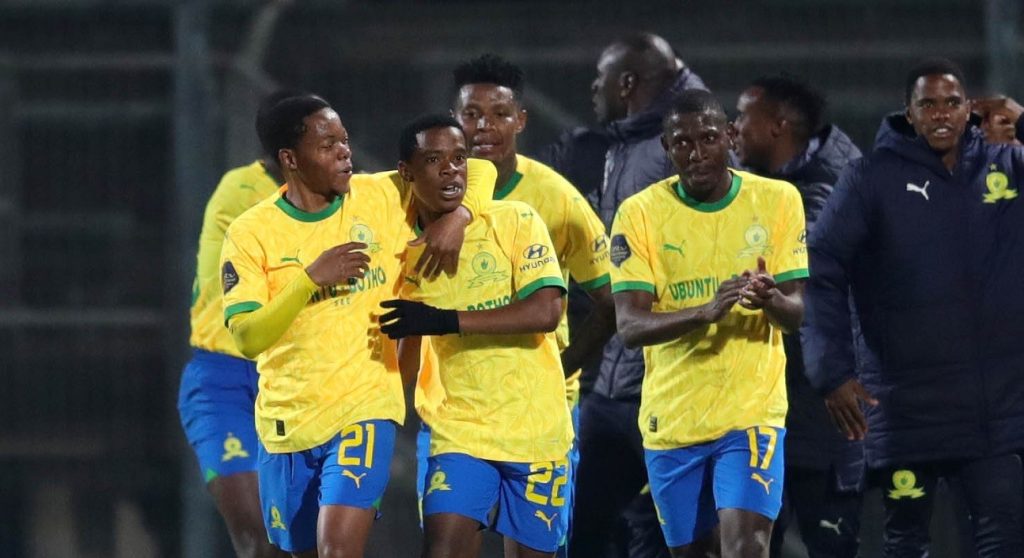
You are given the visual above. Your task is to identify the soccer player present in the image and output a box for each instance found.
[379,114,573,558]
[733,75,863,558]
[418,53,612,554]
[220,95,493,558]
[177,90,291,558]
[610,90,807,558]
[540,34,708,558]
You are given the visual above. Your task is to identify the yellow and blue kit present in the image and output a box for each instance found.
[610,169,807,545]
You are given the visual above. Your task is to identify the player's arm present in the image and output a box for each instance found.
[560,284,615,376]
[401,158,497,278]
[614,277,746,348]
[557,195,617,375]
[397,336,422,387]
[379,285,563,339]
[227,242,370,358]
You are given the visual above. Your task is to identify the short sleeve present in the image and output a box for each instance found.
[609,200,655,295]
[221,222,270,325]
[511,207,567,300]
[460,158,497,216]
[562,192,611,291]
[770,183,809,284]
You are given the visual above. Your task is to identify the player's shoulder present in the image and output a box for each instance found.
[734,168,800,201]
[227,189,286,235]
[484,199,536,221]
[620,175,678,214]
[517,155,579,195]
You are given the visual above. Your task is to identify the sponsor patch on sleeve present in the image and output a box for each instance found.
[222,261,239,294]
[610,234,632,268]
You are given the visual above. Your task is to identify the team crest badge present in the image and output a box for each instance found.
[350,223,381,253]
[468,251,508,287]
[983,165,1017,203]
[739,219,773,257]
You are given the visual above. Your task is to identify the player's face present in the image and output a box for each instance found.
[592,48,627,125]
[455,83,526,165]
[906,74,969,156]
[734,86,777,173]
[663,110,733,198]
[291,108,353,196]
[404,126,468,216]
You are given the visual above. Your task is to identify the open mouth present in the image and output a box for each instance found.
[930,126,954,139]
[440,182,463,200]
[471,140,500,155]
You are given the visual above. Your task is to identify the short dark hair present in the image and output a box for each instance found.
[664,89,727,128]
[750,74,826,142]
[398,114,464,162]
[453,53,525,99]
[905,58,966,104]
[256,94,331,162]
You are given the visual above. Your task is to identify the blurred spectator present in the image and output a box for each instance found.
[734,74,864,558]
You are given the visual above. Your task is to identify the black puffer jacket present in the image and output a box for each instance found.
[766,125,864,488]
[804,115,1024,467]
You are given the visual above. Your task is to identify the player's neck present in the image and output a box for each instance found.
[415,206,447,231]
[283,181,338,214]
[493,154,519,195]
[684,170,733,203]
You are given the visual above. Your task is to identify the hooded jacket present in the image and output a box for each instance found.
[803,114,1024,467]
[766,125,864,487]
[539,67,707,399]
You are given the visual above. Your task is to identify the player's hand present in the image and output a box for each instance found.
[702,276,746,323]
[739,257,777,310]
[825,378,879,441]
[379,299,460,339]
[305,242,370,287]
[409,206,471,279]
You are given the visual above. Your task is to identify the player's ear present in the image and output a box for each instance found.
[398,160,413,182]
[279,149,298,171]
[516,107,528,134]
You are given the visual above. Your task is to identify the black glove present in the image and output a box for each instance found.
[379,299,460,339]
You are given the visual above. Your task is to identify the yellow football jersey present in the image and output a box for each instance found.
[190,161,279,356]
[404,200,573,463]
[498,155,611,405]
[609,169,807,450]
[221,159,496,453]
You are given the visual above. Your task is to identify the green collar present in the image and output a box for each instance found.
[674,173,741,213]
[494,171,524,200]
[274,192,344,222]
[413,220,424,238]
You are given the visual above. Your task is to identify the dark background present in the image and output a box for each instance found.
[0,1,1019,556]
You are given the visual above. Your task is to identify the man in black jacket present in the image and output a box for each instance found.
[734,74,863,558]
[803,58,1024,557]
[540,33,706,558]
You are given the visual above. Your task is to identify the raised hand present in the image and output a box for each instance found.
[739,256,776,310]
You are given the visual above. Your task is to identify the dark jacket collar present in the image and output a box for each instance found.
[605,66,708,142]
